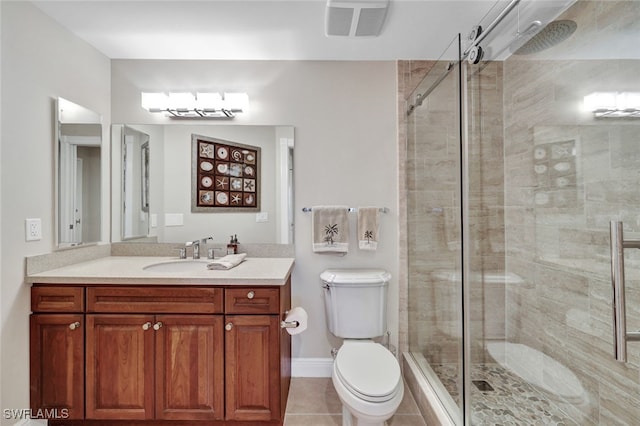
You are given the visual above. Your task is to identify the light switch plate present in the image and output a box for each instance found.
[26,218,42,241]
[256,212,269,223]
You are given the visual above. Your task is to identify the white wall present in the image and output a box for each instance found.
[0,2,110,424]
[111,60,399,364]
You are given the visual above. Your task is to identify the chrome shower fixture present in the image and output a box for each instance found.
[512,19,577,55]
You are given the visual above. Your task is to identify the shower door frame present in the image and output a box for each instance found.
[459,54,472,426]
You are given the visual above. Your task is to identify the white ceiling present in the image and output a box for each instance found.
[32,0,502,60]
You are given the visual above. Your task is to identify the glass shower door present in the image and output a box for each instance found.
[463,0,640,424]
[406,35,464,424]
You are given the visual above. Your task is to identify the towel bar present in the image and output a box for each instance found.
[302,207,389,213]
[610,221,640,363]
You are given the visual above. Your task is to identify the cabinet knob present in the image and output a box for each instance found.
[142,322,152,330]
[153,322,163,331]
[69,321,81,330]
[247,291,255,299]
[225,322,233,331]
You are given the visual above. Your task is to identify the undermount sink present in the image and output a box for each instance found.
[143,259,211,273]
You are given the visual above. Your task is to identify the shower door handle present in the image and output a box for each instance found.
[609,221,640,362]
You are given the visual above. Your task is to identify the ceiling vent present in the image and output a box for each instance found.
[325,0,389,37]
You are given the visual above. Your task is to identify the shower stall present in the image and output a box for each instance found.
[403,0,640,424]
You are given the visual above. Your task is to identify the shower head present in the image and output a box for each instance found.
[511,20,577,55]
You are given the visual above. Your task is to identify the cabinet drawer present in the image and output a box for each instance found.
[87,287,223,314]
[31,286,84,312]
[225,288,279,314]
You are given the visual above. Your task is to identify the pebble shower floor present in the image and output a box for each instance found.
[431,363,578,425]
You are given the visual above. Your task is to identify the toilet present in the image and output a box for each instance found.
[321,269,404,426]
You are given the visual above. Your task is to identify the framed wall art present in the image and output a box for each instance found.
[191,134,261,212]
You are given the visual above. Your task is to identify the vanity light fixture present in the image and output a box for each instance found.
[141,92,249,118]
[584,92,640,118]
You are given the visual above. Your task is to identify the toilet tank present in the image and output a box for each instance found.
[321,269,391,339]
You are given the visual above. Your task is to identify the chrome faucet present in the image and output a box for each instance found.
[187,236,214,260]
[192,240,201,259]
[201,236,215,259]
[185,240,201,259]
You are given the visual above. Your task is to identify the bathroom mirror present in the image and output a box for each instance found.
[56,97,103,248]
[111,124,294,245]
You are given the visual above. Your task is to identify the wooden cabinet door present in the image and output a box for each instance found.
[224,315,280,421]
[85,314,155,420]
[30,314,84,419]
[155,315,224,420]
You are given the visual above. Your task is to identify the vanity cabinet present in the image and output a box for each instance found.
[224,288,283,421]
[85,286,225,421]
[85,313,156,420]
[85,314,224,420]
[30,280,291,425]
[30,313,85,419]
[30,286,85,419]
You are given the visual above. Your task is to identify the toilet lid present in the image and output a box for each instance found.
[335,342,401,403]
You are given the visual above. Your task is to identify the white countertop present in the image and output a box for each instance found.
[26,256,295,286]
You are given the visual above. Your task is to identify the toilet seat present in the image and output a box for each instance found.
[334,341,402,403]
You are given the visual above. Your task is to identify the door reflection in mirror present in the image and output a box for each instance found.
[56,98,102,247]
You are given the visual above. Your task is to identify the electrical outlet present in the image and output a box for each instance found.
[26,218,42,241]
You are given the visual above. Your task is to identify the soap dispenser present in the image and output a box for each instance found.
[233,234,239,253]
[227,236,235,255]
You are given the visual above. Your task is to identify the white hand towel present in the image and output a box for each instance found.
[207,253,247,270]
[358,207,380,251]
[312,206,350,254]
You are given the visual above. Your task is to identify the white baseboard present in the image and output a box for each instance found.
[291,357,333,377]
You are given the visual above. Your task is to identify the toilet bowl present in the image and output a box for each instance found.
[332,340,404,426]
[321,269,403,426]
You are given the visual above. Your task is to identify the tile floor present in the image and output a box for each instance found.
[284,377,427,426]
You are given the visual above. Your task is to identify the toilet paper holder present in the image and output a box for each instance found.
[280,308,307,335]
[280,320,299,329]
[281,309,300,329]
[280,311,300,328]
